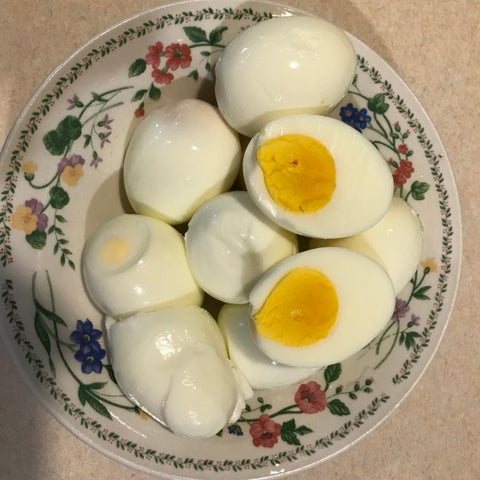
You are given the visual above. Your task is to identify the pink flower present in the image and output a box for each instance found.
[164,43,192,70]
[392,160,414,188]
[249,414,281,448]
[294,381,327,414]
[397,143,409,154]
[145,41,164,69]
[151,68,174,85]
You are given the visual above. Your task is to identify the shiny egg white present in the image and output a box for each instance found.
[243,114,394,238]
[249,247,396,368]
[310,196,424,294]
[215,15,356,137]
[82,214,203,318]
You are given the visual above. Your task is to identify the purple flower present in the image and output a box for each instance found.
[24,198,48,232]
[391,298,410,322]
[57,154,85,174]
[339,103,372,132]
[67,94,83,110]
[99,114,113,130]
[74,341,106,374]
[100,130,111,148]
[70,319,103,349]
[410,314,420,326]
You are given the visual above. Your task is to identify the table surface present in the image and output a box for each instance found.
[0,1,478,479]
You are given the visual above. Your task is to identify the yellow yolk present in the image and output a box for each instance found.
[253,267,338,346]
[100,237,130,265]
[256,134,336,214]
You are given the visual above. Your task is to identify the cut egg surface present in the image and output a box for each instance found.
[310,196,424,294]
[215,15,357,137]
[218,303,318,390]
[185,191,298,304]
[82,214,203,318]
[123,98,241,225]
[249,247,396,368]
[243,114,394,238]
[106,306,251,439]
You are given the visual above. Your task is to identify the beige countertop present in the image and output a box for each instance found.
[0,1,478,479]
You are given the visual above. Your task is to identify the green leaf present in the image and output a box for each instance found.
[405,331,421,350]
[327,398,350,416]
[183,26,208,43]
[188,69,199,81]
[324,363,342,384]
[410,181,430,200]
[43,129,68,155]
[281,419,300,446]
[104,364,117,384]
[85,394,112,419]
[413,285,431,300]
[57,115,82,142]
[26,230,47,249]
[86,382,108,390]
[132,89,148,101]
[35,300,67,326]
[295,425,313,436]
[34,312,51,355]
[128,58,146,77]
[48,357,56,378]
[83,134,91,148]
[208,26,228,44]
[78,384,87,406]
[49,186,70,209]
[148,83,161,101]
[367,93,389,114]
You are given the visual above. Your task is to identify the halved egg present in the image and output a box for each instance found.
[215,15,356,137]
[310,196,424,294]
[185,191,298,303]
[243,114,394,238]
[106,306,252,438]
[218,303,318,390]
[82,214,203,318]
[123,98,241,225]
[249,247,396,368]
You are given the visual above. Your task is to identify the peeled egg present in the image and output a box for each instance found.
[215,15,356,137]
[185,191,298,303]
[123,98,241,225]
[310,196,424,294]
[218,303,318,390]
[249,247,396,368]
[106,306,252,438]
[243,115,394,238]
[82,214,203,318]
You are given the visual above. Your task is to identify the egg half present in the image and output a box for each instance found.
[123,98,241,225]
[249,247,396,368]
[310,196,424,294]
[82,214,203,318]
[185,191,298,303]
[218,303,318,390]
[243,114,394,238]
[215,15,356,137]
[106,306,253,438]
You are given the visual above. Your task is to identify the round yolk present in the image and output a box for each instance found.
[256,134,336,214]
[100,237,131,266]
[253,267,338,346]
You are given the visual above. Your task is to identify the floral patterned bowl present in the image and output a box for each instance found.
[0,1,461,479]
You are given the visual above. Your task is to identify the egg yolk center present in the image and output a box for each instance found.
[100,237,131,265]
[253,267,338,347]
[256,134,336,214]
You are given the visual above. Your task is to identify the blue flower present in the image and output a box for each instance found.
[339,103,371,132]
[70,319,102,349]
[228,424,244,436]
[74,341,106,374]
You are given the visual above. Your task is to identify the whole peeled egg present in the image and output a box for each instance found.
[249,247,396,368]
[243,114,394,238]
[82,213,203,318]
[215,15,357,137]
[310,196,424,294]
[123,98,241,225]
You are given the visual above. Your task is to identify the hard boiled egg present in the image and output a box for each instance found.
[82,214,203,318]
[243,114,394,238]
[310,196,424,294]
[215,15,356,137]
[123,98,241,225]
[185,191,298,303]
[218,303,318,390]
[249,247,395,368]
[106,306,252,438]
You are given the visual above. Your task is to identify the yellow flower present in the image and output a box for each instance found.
[11,205,38,234]
[22,161,38,175]
[61,164,84,186]
[421,257,439,273]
